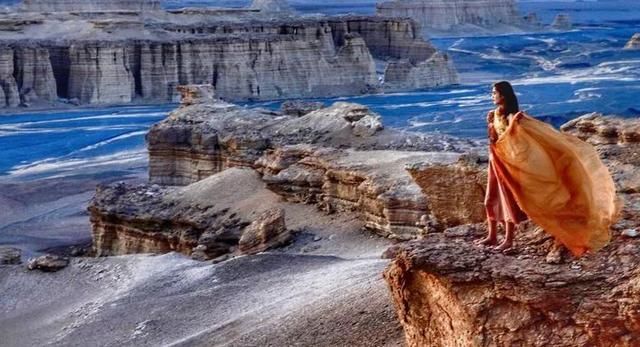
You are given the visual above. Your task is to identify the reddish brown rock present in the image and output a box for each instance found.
[89,168,281,259]
[238,208,290,255]
[384,115,640,347]
[27,254,69,272]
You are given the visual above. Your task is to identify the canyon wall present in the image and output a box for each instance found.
[376,0,521,31]
[20,0,161,12]
[0,14,457,106]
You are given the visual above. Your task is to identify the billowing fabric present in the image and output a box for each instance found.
[491,114,620,256]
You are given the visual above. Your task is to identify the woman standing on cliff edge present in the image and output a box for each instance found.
[476,81,620,256]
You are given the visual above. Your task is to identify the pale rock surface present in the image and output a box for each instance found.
[177,84,215,106]
[68,43,134,104]
[0,47,20,107]
[89,168,284,259]
[238,208,291,255]
[376,0,521,31]
[280,100,325,117]
[0,8,457,107]
[20,0,161,12]
[383,52,458,91]
[126,97,484,243]
[624,33,640,50]
[14,46,57,102]
[249,0,294,14]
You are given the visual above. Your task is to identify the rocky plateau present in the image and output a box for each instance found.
[383,114,640,347]
[89,85,485,259]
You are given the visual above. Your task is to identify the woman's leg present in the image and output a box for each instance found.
[476,218,498,245]
[496,221,515,250]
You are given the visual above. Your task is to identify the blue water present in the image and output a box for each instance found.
[1,0,639,180]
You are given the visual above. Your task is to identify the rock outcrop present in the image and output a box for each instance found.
[90,95,487,256]
[551,14,572,30]
[14,46,58,102]
[68,43,134,104]
[238,208,290,254]
[20,0,161,12]
[280,100,325,117]
[383,51,458,91]
[27,254,69,272]
[0,8,457,107]
[375,0,521,31]
[89,168,292,259]
[0,47,20,107]
[383,115,640,347]
[146,100,466,186]
[249,0,294,14]
[624,33,640,50]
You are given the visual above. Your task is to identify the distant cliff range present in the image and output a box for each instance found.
[0,0,458,108]
[375,0,565,35]
[20,0,161,12]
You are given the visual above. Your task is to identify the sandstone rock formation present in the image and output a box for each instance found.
[177,84,216,106]
[551,14,572,30]
[27,254,69,272]
[20,0,161,12]
[0,6,457,107]
[249,0,294,14]
[624,33,640,50]
[0,47,20,107]
[14,46,57,102]
[383,51,458,91]
[376,0,521,31]
[280,100,325,117]
[384,115,640,347]
[238,208,290,254]
[89,94,488,256]
[145,99,467,186]
[89,168,292,259]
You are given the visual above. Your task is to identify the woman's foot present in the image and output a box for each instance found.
[475,236,497,246]
[494,240,513,252]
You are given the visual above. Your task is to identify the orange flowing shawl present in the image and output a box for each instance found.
[491,114,621,256]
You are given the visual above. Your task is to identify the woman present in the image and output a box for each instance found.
[476,81,620,256]
[476,81,527,251]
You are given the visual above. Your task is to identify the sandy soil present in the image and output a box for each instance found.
[0,170,406,346]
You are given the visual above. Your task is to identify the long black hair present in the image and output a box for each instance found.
[493,81,519,116]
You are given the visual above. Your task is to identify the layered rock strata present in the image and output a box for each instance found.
[375,0,521,31]
[384,115,640,347]
[249,0,294,14]
[624,33,640,50]
[89,168,293,259]
[90,96,487,256]
[20,0,161,12]
[146,100,467,186]
[0,9,457,106]
[141,99,485,241]
[383,52,458,91]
